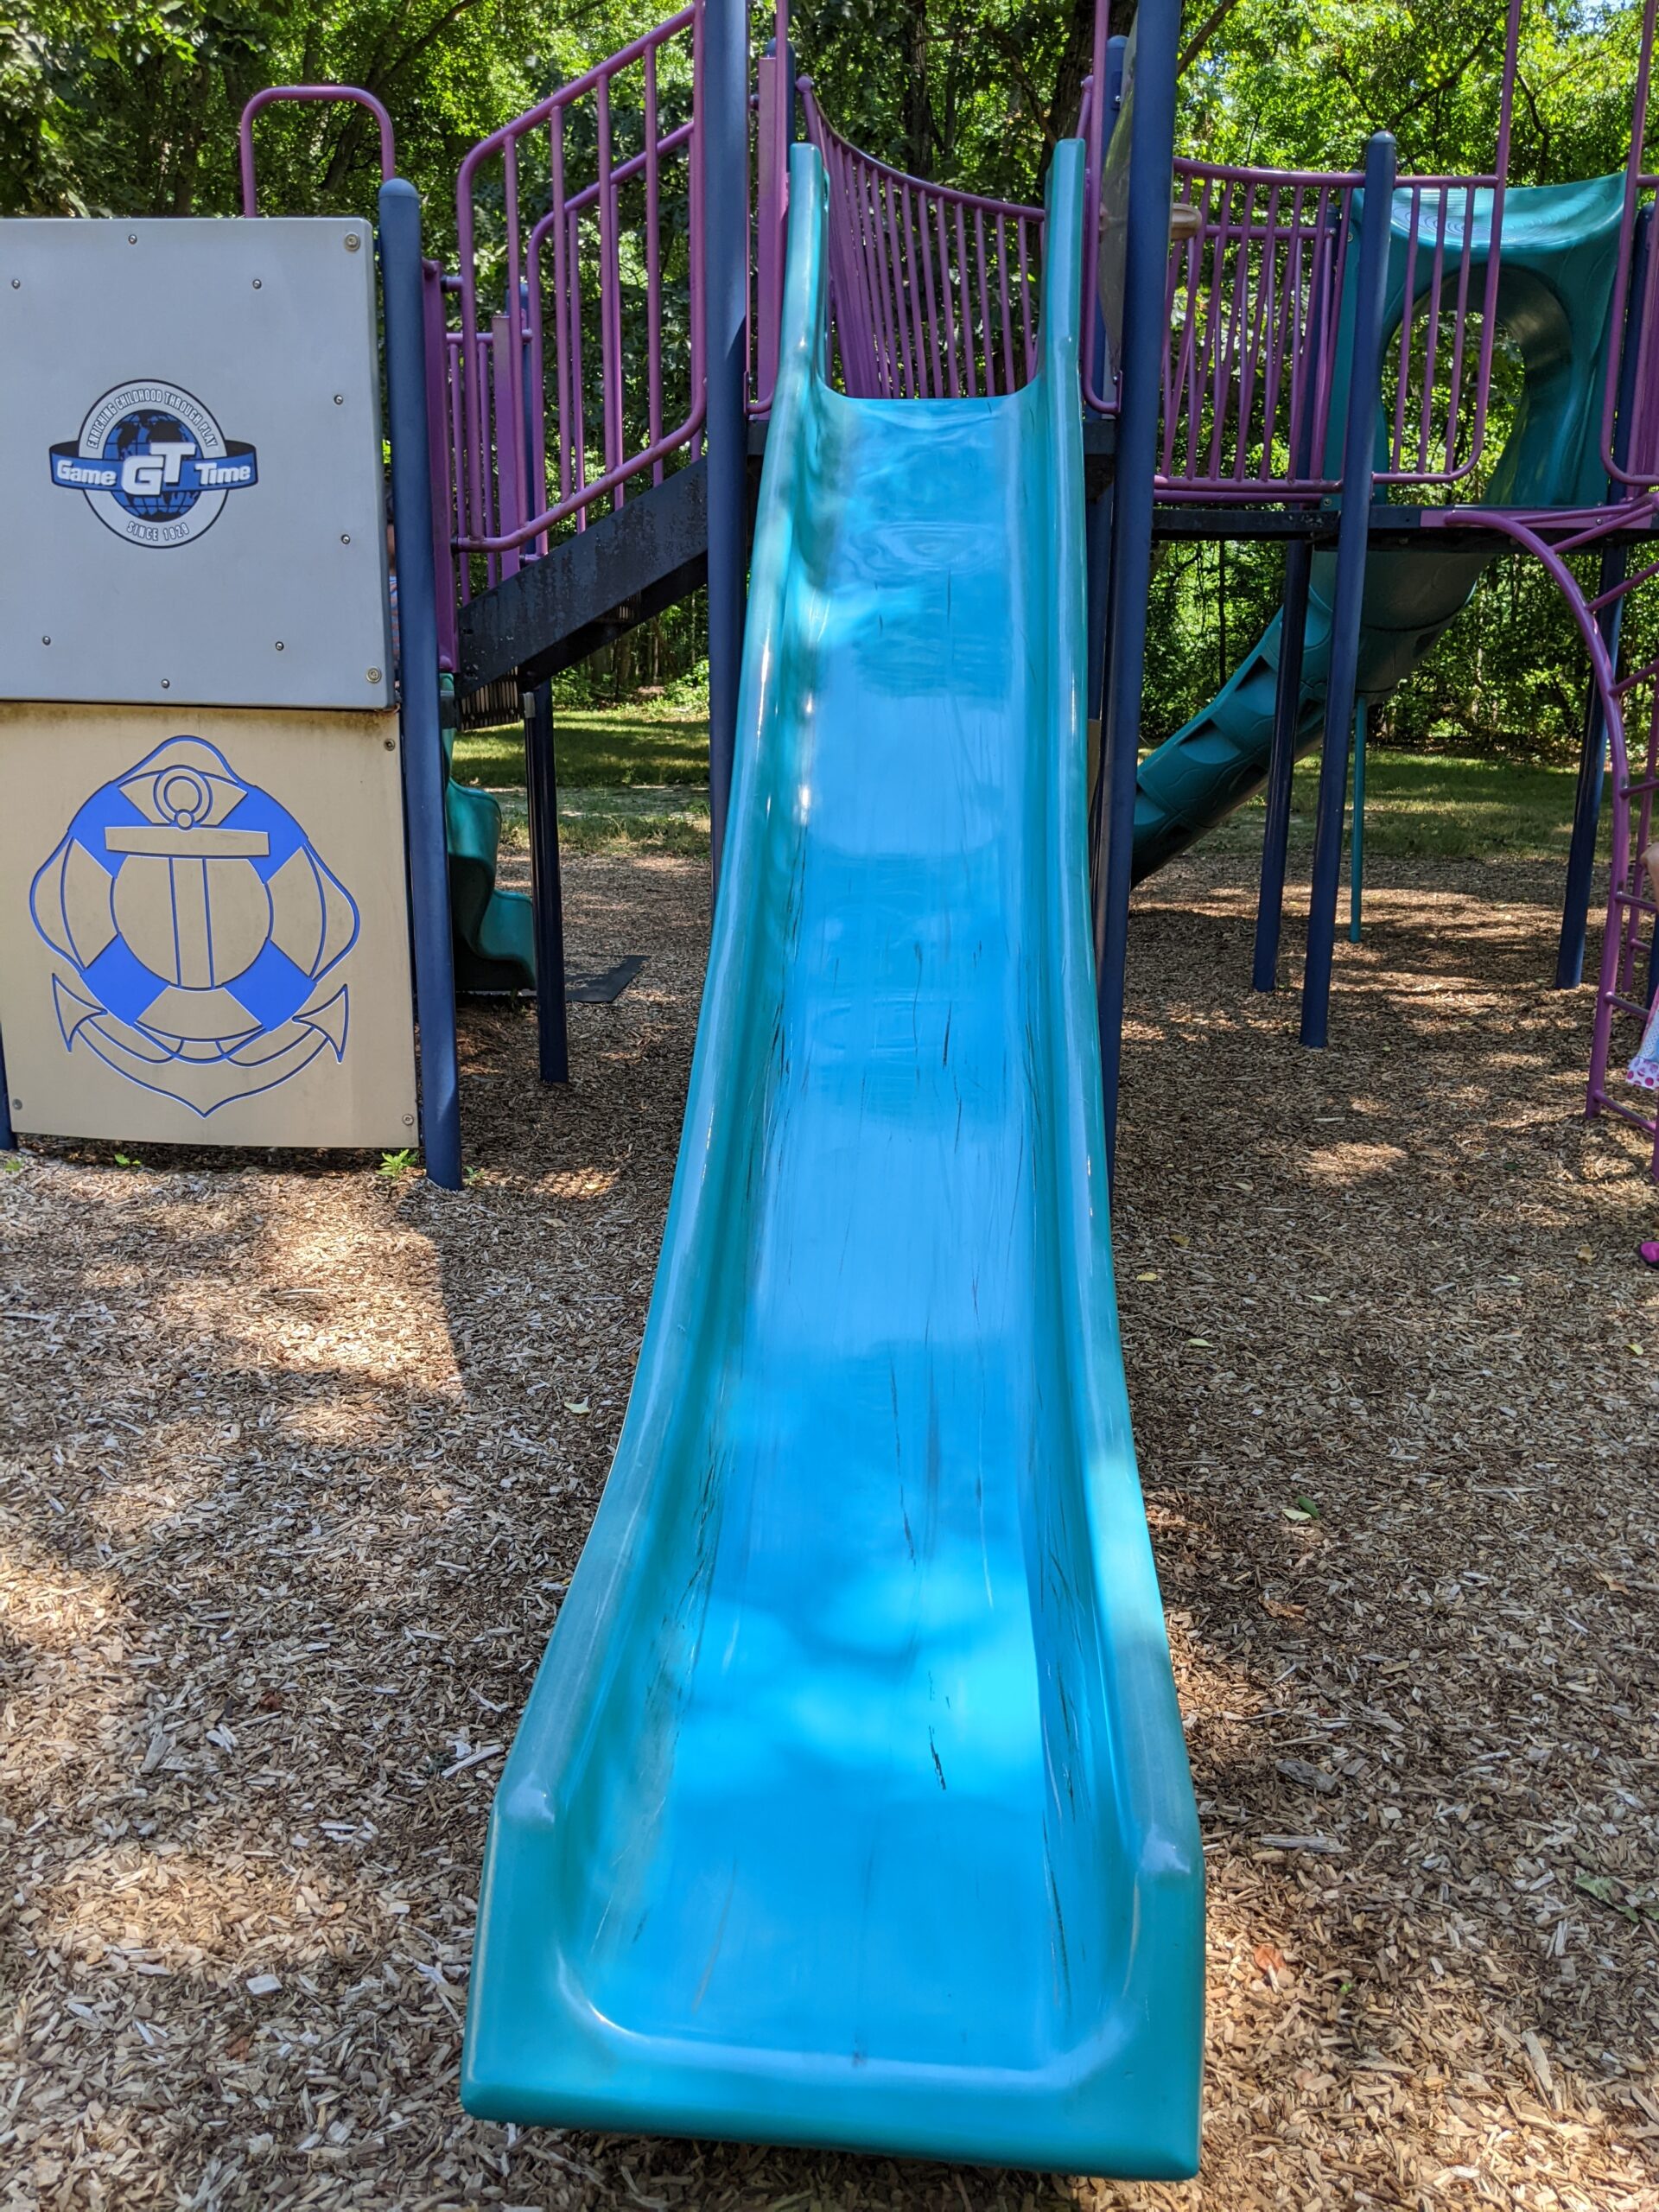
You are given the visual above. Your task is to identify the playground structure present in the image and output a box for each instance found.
[3,0,1659,2178]
[415,0,1659,1185]
[430,0,1659,2169]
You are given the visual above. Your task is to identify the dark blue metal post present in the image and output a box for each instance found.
[704,0,749,899]
[0,1025,13,1152]
[1083,31,1128,797]
[1091,0,1179,1183]
[1300,131,1395,1051]
[1251,537,1313,990]
[524,682,570,1084]
[1558,208,1650,988]
[380,178,462,1189]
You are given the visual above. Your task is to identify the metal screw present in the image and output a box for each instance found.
[160,678,170,690]
[383,737,396,751]
[345,233,362,252]
[340,531,352,544]
[274,640,285,652]
[10,1099,19,1111]
[9,278,18,289]
[251,277,263,289]
[41,635,49,645]
[333,394,345,406]
[128,232,137,244]
[403,1115,415,1128]
[367,667,382,684]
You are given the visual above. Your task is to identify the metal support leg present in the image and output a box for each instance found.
[1349,696,1367,944]
[380,178,462,1189]
[1302,132,1395,1052]
[524,682,569,1084]
[703,0,749,900]
[1251,538,1313,992]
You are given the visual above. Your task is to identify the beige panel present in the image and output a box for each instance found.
[0,701,417,1150]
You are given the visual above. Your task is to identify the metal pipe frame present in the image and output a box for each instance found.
[1300,130,1396,1052]
[381,178,464,1189]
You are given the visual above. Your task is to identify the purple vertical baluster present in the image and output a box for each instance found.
[938,196,961,396]
[550,105,574,508]
[1164,178,1203,478]
[889,181,915,397]
[1312,187,1351,480]
[596,73,626,506]
[955,201,977,398]
[836,147,880,395]
[884,176,917,396]
[1389,184,1417,476]
[869,168,903,396]
[1415,187,1448,474]
[1231,182,1273,480]
[568,200,588,524]
[493,312,522,579]
[423,261,459,663]
[913,183,946,396]
[1018,218,1035,385]
[1263,187,1302,480]
[913,191,936,394]
[501,132,528,558]
[1439,184,1478,480]
[973,206,994,394]
[645,45,664,479]
[995,213,1016,392]
[447,329,470,604]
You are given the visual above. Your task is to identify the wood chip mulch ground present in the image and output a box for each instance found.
[3,849,1656,2212]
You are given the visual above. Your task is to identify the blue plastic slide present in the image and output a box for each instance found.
[461,141,1203,2173]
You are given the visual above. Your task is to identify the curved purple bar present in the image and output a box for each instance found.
[238,86,396,217]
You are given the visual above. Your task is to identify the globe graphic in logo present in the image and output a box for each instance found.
[103,408,200,523]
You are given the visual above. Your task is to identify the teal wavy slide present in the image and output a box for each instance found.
[1133,173,1627,879]
[461,140,1204,2172]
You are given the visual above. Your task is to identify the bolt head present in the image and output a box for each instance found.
[333,394,345,405]
[160,677,170,690]
[251,276,262,289]
[274,640,285,652]
[345,233,362,251]
[340,532,352,544]
[367,667,383,684]
[8,278,18,289]
[40,635,49,645]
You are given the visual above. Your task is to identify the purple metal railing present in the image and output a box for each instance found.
[1159,161,1356,497]
[1158,0,1520,497]
[448,5,704,600]
[1427,501,1659,1171]
[799,85,1045,400]
[238,85,397,215]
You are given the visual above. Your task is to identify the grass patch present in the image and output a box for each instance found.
[489,784,710,859]
[454,706,708,791]
[460,712,1591,868]
[1194,747,1589,864]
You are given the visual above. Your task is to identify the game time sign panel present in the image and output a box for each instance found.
[0,218,393,713]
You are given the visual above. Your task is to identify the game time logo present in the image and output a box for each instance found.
[48,380,258,548]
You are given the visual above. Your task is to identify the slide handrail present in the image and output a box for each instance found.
[238,86,396,218]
